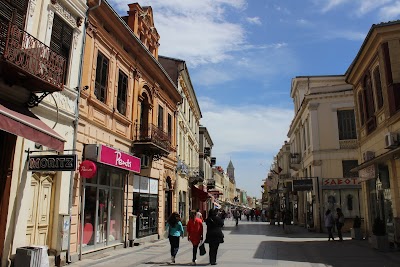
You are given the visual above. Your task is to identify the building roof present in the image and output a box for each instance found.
[227,160,234,169]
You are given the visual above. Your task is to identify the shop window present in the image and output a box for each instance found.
[94,52,109,103]
[337,110,357,140]
[117,70,128,115]
[50,14,73,84]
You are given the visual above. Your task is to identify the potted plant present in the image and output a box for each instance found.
[369,217,389,251]
[351,216,363,240]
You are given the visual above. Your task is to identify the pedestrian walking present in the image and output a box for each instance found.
[166,212,184,264]
[233,207,240,226]
[283,209,292,233]
[187,211,204,265]
[245,209,250,221]
[205,208,224,265]
[336,208,345,241]
[324,209,335,241]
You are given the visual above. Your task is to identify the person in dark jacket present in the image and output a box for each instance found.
[205,208,224,265]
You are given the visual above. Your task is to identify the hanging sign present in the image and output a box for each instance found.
[79,160,97,179]
[292,179,313,191]
[28,154,77,171]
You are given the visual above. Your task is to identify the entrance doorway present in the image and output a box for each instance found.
[0,130,17,259]
[26,173,54,246]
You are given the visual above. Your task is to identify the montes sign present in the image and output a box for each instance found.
[28,155,77,171]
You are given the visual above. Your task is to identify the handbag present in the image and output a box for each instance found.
[199,242,206,256]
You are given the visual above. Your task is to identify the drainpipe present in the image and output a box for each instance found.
[66,0,102,263]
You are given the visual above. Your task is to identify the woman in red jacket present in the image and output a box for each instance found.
[187,211,204,265]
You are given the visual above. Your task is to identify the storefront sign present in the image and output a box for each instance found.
[292,179,313,191]
[28,154,77,171]
[98,145,141,173]
[79,160,97,179]
[359,165,376,181]
[322,178,361,188]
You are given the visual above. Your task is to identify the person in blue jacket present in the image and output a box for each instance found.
[166,212,184,264]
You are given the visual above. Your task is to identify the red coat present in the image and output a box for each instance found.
[187,217,203,246]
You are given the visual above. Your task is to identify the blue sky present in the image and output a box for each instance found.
[108,0,400,198]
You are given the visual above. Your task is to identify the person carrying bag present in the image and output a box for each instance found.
[187,211,204,265]
[204,208,224,265]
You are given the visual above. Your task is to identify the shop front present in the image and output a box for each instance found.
[133,175,159,238]
[81,144,140,251]
[322,178,363,231]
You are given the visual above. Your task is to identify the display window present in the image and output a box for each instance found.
[133,175,159,238]
[322,189,362,218]
[82,164,126,250]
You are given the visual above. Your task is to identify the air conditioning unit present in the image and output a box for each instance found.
[363,151,375,162]
[385,132,398,149]
[140,155,150,168]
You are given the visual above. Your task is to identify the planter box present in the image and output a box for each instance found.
[369,235,390,251]
[351,228,363,240]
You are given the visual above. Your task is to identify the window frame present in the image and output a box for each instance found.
[117,70,128,115]
[94,51,109,103]
[158,105,164,130]
[337,109,357,140]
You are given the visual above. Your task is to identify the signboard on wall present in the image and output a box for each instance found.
[292,179,313,191]
[28,154,77,171]
[322,178,361,189]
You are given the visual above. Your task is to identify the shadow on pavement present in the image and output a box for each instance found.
[145,262,208,266]
[253,240,400,267]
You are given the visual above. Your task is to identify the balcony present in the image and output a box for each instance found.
[289,153,301,171]
[0,20,66,93]
[189,167,204,184]
[339,139,358,149]
[207,179,216,189]
[132,123,173,160]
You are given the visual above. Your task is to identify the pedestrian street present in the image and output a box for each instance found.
[68,219,400,267]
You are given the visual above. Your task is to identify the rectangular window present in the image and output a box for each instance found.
[158,105,164,129]
[117,70,128,115]
[50,14,73,83]
[342,160,358,178]
[94,52,109,103]
[167,114,172,140]
[337,110,357,140]
[358,92,365,126]
[373,67,384,109]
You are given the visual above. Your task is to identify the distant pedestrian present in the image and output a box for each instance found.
[233,207,240,226]
[336,208,345,241]
[324,209,335,241]
[187,211,203,265]
[283,209,292,233]
[205,208,224,265]
[250,209,255,221]
[196,209,203,221]
[166,212,184,263]
[245,209,250,221]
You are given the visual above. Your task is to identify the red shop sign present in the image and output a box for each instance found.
[98,145,141,173]
[79,160,97,179]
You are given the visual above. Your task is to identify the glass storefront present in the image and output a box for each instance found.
[82,164,126,250]
[133,175,159,238]
[322,188,362,218]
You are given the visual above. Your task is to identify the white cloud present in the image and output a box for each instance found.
[246,17,262,25]
[357,0,392,16]
[199,98,293,197]
[325,30,366,41]
[379,1,400,20]
[319,0,349,13]
[314,0,394,17]
[296,19,313,27]
[108,0,248,66]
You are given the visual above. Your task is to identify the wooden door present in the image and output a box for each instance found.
[0,130,17,260]
[26,173,54,246]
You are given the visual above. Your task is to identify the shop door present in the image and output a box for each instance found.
[0,130,17,259]
[26,173,54,245]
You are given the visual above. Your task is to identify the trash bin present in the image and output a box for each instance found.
[15,246,49,267]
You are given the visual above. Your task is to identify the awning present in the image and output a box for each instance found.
[351,146,400,172]
[0,100,65,151]
[191,186,210,202]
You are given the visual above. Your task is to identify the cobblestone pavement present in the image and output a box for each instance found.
[68,219,400,267]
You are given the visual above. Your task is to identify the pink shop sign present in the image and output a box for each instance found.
[98,145,141,173]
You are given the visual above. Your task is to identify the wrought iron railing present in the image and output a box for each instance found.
[0,20,66,91]
[136,123,172,152]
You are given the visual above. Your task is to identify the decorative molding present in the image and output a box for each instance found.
[53,1,78,28]
[28,0,37,18]
[86,20,98,37]
[309,102,319,111]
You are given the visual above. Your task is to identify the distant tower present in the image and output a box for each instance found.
[227,160,235,182]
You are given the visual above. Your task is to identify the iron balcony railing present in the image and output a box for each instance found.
[0,20,66,91]
[135,123,172,152]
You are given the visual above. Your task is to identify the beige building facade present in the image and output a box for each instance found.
[346,21,400,245]
[287,75,359,232]
[70,1,180,262]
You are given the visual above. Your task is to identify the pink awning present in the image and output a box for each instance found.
[0,100,65,151]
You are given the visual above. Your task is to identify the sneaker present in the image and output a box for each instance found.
[192,260,197,265]
[171,256,175,263]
